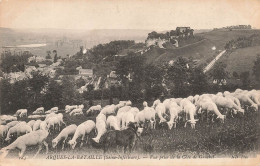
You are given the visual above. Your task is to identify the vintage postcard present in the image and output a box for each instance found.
[0,0,260,165]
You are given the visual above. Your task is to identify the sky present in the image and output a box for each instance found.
[0,0,260,30]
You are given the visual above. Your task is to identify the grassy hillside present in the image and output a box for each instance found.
[144,29,260,67]
[218,45,260,84]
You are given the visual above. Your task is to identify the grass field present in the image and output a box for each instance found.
[1,105,259,159]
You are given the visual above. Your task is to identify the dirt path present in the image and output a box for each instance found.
[203,50,226,73]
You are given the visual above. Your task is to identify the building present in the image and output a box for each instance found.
[79,69,93,77]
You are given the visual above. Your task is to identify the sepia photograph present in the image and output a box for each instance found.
[0,0,260,165]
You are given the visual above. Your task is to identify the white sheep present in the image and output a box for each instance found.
[6,121,19,130]
[15,109,27,117]
[5,124,32,142]
[233,93,258,111]
[68,120,96,149]
[167,101,182,130]
[121,112,136,129]
[51,107,59,112]
[1,115,17,122]
[212,96,242,116]
[224,95,244,114]
[40,121,48,130]
[19,109,27,118]
[0,125,8,142]
[96,113,106,122]
[116,106,131,128]
[77,104,84,109]
[180,99,198,129]
[106,116,120,130]
[154,103,167,123]
[100,104,117,115]
[152,99,161,108]
[33,120,42,131]
[143,101,148,107]
[0,130,49,159]
[65,105,78,113]
[46,117,61,132]
[86,105,102,115]
[69,108,83,116]
[196,99,226,123]
[135,106,156,129]
[92,119,106,143]
[45,112,57,120]
[33,107,44,114]
[247,90,260,106]
[27,120,36,129]
[28,115,46,119]
[52,124,77,150]
[0,120,6,125]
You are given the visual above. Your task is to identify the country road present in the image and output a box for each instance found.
[203,50,226,73]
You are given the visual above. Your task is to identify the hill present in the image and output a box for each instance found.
[143,29,260,68]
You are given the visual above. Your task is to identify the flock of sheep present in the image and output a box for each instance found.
[0,88,259,159]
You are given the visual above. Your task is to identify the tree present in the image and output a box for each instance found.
[53,50,58,63]
[209,62,229,85]
[166,57,192,97]
[43,80,63,110]
[143,64,164,100]
[46,51,52,59]
[253,54,260,82]
[86,84,94,106]
[27,71,49,110]
[240,71,250,89]
[233,71,239,79]
[189,67,209,95]
[98,76,107,106]
[76,77,86,88]
[115,52,145,101]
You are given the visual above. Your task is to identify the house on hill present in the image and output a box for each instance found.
[79,69,93,78]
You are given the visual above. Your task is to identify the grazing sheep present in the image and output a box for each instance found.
[92,119,107,143]
[106,116,120,130]
[1,115,17,122]
[223,95,244,114]
[154,103,167,123]
[86,105,102,115]
[69,108,83,116]
[33,120,42,131]
[0,130,49,159]
[180,99,198,129]
[40,121,48,130]
[102,122,141,153]
[15,109,27,117]
[196,99,225,123]
[51,107,59,112]
[247,90,260,106]
[152,99,161,108]
[100,104,117,116]
[28,115,46,119]
[45,113,57,120]
[19,109,27,118]
[167,101,182,130]
[46,117,61,132]
[6,121,19,130]
[96,113,106,122]
[135,107,156,129]
[52,124,77,150]
[65,105,78,113]
[233,93,258,111]
[121,112,135,129]
[33,107,44,114]
[27,120,36,129]
[143,101,148,107]
[77,104,84,109]
[68,120,96,149]
[0,125,8,143]
[170,98,183,106]
[5,124,32,142]
[212,96,242,116]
